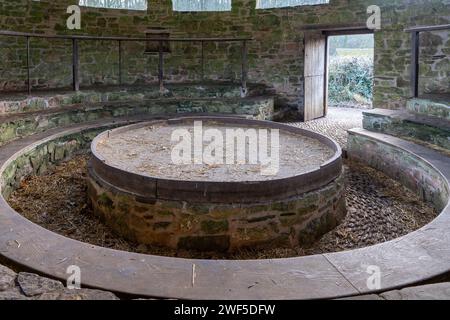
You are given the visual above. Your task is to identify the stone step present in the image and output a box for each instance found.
[362,108,450,151]
[0,96,274,146]
[0,83,270,115]
[407,97,450,121]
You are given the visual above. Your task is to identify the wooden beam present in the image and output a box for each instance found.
[299,23,369,32]
[323,29,374,36]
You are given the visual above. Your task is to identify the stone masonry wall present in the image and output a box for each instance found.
[362,108,450,152]
[0,85,274,147]
[0,0,449,111]
[0,127,104,199]
[419,29,450,95]
[348,130,450,211]
[87,168,347,252]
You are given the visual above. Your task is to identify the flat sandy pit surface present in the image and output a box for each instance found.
[94,122,335,182]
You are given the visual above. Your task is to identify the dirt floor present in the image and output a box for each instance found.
[96,122,334,181]
[8,154,437,260]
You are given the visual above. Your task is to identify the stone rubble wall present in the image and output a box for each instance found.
[418,29,450,95]
[362,108,450,152]
[0,0,448,111]
[87,169,347,251]
[0,127,106,198]
[348,130,450,212]
[407,98,450,121]
[0,85,275,147]
[0,84,270,115]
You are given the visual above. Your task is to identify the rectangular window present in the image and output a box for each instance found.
[79,0,148,11]
[172,0,231,12]
[256,0,329,9]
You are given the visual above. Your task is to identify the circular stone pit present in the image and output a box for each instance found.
[88,116,345,252]
[0,116,449,299]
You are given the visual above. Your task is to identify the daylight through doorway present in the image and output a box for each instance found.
[327,34,374,109]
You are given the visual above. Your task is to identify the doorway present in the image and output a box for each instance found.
[327,34,374,109]
[303,30,374,122]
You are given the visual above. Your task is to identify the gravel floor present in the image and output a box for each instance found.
[8,154,437,260]
[286,107,364,148]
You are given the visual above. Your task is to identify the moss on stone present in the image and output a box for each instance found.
[201,220,229,234]
[98,193,114,208]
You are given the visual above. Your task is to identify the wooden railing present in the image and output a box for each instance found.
[405,24,450,98]
[0,30,252,95]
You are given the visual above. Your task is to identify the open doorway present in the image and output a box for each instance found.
[327,34,374,110]
[303,30,374,122]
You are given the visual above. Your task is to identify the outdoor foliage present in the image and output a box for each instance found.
[79,0,147,10]
[256,0,329,9]
[173,0,231,11]
[328,56,373,106]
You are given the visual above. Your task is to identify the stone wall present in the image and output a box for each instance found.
[348,129,450,211]
[87,167,346,252]
[0,85,274,147]
[0,0,449,111]
[419,29,450,95]
[0,127,103,198]
[362,108,450,152]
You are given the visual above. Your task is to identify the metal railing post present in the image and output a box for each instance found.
[241,40,248,96]
[72,39,80,91]
[410,31,420,98]
[26,36,31,95]
[158,40,164,93]
[0,30,253,94]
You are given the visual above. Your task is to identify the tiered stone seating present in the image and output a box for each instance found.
[362,97,450,152]
[0,83,275,146]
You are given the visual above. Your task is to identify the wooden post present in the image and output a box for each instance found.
[158,40,164,92]
[241,40,248,96]
[26,36,31,95]
[410,31,420,98]
[72,39,80,91]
